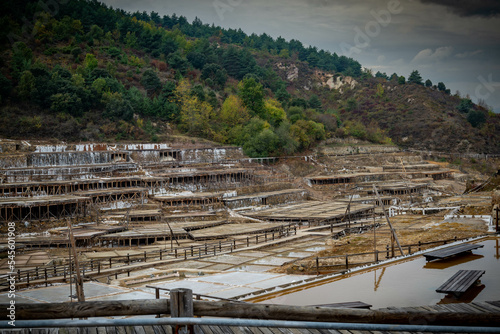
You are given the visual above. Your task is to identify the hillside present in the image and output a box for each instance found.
[0,0,499,155]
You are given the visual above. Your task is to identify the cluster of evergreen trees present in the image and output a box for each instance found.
[1,0,354,155]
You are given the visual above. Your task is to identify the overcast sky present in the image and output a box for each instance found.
[101,0,500,112]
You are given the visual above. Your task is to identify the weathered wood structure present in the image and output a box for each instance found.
[0,195,88,222]
[436,269,486,298]
[423,243,484,261]
[243,200,374,225]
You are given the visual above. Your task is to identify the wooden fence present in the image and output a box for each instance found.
[0,289,498,327]
[0,226,297,290]
[313,236,472,274]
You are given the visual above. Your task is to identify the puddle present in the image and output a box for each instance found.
[251,238,500,309]
[304,246,325,252]
[276,252,313,258]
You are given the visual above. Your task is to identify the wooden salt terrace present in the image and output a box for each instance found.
[337,195,396,206]
[368,182,428,195]
[168,220,227,232]
[243,201,374,225]
[0,176,146,197]
[163,211,217,222]
[6,224,126,248]
[153,168,253,188]
[153,192,224,209]
[188,222,288,240]
[224,189,306,209]
[97,224,190,247]
[103,208,162,222]
[1,162,137,182]
[71,187,148,205]
[0,195,89,222]
[307,170,452,186]
[306,172,393,185]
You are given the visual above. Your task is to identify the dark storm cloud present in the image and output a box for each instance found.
[419,0,500,17]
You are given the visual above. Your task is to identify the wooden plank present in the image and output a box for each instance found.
[266,328,283,334]
[115,326,127,334]
[106,327,118,334]
[246,326,264,334]
[134,326,147,334]
[487,300,500,309]
[257,327,273,334]
[218,326,237,334]
[423,243,483,261]
[198,325,215,334]
[143,326,156,334]
[277,328,295,334]
[480,301,500,312]
[310,302,372,309]
[436,270,485,296]
[123,326,135,334]
[226,326,247,334]
[208,325,226,334]
[95,327,106,334]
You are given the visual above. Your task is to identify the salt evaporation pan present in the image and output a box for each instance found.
[34,145,67,153]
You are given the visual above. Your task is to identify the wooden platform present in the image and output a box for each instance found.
[423,243,484,261]
[436,269,485,298]
[310,301,372,309]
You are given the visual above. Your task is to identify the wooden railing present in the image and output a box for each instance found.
[0,289,498,327]
[0,225,297,290]
[313,236,473,274]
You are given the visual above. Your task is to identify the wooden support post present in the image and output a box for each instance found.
[160,249,162,260]
[144,251,147,262]
[373,185,404,257]
[345,255,349,270]
[496,206,500,233]
[44,268,48,287]
[170,288,194,334]
[316,257,319,275]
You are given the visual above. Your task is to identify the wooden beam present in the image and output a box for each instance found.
[373,185,404,256]
[2,300,499,326]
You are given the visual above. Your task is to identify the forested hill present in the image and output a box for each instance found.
[1,0,499,155]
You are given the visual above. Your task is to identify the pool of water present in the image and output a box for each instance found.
[252,238,500,309]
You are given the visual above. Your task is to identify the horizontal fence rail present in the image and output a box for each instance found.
[0,225,297,290]
[0,297,499,327]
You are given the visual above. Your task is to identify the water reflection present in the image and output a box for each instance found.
[424,254,484,270]
[438,284,485,304]
[252,238,499,309]
[373,267,386,291]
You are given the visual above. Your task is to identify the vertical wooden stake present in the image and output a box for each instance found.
[170,288,194,334]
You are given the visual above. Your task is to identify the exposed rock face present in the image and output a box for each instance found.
[276,63,299,81]
[326,76,358,91]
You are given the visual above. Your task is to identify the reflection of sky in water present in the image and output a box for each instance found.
[258,239,500,309]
